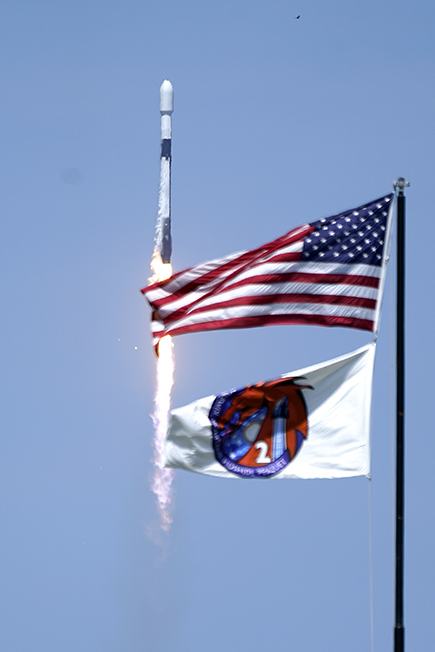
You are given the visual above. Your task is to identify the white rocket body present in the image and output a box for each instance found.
[157,80,173,263]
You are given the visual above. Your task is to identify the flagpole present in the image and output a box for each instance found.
[394,176,408,652]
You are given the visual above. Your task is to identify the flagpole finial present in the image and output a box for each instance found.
[394,177,410,194]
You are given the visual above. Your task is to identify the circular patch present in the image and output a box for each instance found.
[209,377,309,478]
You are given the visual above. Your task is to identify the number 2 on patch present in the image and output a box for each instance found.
[255,441,271,464]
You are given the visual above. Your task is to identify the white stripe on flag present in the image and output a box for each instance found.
[158,281,378,318]
[230,261,381,284]
[162,302,375,332]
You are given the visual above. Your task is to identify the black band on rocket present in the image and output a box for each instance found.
[161,139,172,159]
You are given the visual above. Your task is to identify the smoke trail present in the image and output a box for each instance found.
[150,251,175,531]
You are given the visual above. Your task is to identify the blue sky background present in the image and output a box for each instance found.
[1,1,434,650]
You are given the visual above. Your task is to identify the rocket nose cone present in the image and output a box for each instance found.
[160,80,174,113]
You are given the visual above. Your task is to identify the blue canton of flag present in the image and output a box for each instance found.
[304,197,391,265]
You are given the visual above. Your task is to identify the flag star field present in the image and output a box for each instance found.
[304,194,392,264]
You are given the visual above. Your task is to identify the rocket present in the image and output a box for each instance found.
[157,80,174,264]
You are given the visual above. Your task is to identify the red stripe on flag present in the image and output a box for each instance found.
[148,266,378,312]
[162,293,377,325]
[221,272,380,293]
[159,313,374,337]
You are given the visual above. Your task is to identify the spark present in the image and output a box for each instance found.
[150,251,175,531]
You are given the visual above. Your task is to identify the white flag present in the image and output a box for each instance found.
[166,343,375,479]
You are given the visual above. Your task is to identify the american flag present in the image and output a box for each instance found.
[142,194,393,349]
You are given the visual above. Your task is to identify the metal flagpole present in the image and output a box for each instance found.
[394,176,408,652]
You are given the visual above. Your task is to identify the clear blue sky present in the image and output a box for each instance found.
[1,1,434,650]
